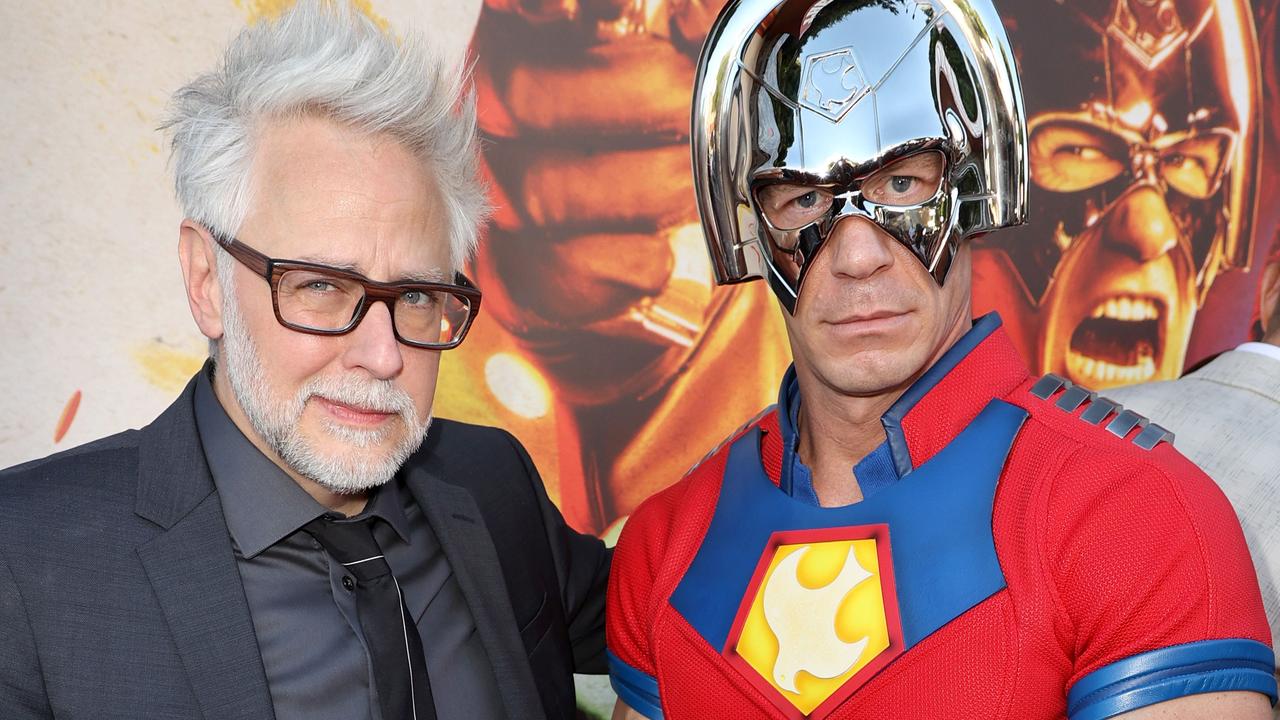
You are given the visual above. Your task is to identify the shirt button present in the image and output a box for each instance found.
[342,576,355,592]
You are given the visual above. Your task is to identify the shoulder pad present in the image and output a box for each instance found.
[1028,374,1174,451]
[683,405,776,478]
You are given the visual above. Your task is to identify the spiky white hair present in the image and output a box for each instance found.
[162,0,487,271]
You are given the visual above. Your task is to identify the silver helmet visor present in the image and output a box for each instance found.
[692,0,1028,314]
[753,149,958,300]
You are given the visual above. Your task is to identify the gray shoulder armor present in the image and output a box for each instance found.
[1028,374,1174,451]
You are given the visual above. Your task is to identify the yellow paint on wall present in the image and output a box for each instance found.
[235,0,389,31]
[131,341,206,394]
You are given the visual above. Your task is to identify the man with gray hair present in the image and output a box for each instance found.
[0,3,609,719]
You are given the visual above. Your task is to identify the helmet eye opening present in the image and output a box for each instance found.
[752,150,948,231]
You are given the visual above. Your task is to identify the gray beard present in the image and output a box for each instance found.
[217,277,430,495]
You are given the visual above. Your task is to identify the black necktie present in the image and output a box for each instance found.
[304,515,436,720]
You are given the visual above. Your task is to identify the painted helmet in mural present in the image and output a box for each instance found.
[999,0,1262,307]
[692,0,1029,313]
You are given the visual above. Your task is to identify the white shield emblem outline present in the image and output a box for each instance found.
[799,47,871,122]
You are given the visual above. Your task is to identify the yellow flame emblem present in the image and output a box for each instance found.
[734,539,891,716]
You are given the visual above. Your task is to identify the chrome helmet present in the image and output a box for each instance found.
[692,0,1030,313]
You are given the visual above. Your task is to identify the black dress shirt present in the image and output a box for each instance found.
[193,371,505,719]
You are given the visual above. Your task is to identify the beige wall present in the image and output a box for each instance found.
[0,0,481,467]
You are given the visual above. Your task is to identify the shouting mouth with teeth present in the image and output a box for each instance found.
[1036,214,1197,390]
[969,0,1262,393]
[1066,294,1165,386]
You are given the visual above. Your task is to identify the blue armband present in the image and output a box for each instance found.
[1068,638,1277,720]
[608,650,663,719]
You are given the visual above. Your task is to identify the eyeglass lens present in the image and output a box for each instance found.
[276,269,472,346]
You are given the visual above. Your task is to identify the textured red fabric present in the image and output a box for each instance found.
[608,435,736,677]
[607,326,1270,719]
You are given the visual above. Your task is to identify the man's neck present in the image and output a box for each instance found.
[211,369,368,516]
[796,387,901,506]
[795,318,972,507]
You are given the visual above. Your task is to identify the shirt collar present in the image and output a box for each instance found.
[1235,341,1280,364]
[357,471,413,545]
[193,367,412,557]
[773,312,1029,481]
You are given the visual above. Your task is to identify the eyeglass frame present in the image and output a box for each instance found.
[209,230,482,350]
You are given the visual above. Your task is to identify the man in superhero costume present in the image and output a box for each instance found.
[606,0,1276,717]
[971,0,1263,389]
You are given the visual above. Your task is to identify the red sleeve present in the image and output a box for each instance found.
[607,482,691,717]
[607,498,666,676]
[1044,443,1274,718]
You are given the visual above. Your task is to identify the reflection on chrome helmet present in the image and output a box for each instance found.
[692,0,1029,312]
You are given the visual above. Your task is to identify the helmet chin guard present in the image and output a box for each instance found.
[692,0,1030,313]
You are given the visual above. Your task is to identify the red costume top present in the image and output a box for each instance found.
[607,314,1275,719]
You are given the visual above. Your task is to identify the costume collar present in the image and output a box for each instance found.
[773,312,1030,483]
[776,370,900,502]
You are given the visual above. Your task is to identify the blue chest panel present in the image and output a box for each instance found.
[669,399,1028,653]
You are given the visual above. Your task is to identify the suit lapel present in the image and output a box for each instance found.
[137,496,275,719]
[405,464,545,720]
[134,377,275,720]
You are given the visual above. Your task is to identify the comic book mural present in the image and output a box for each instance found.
[432,0,1280,537]
[2,0,1275,537]
[973,0,1267,389]
[436,0,794,537]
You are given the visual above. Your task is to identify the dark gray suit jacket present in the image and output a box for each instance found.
[0,376,610,719]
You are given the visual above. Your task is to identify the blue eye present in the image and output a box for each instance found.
[890,176,914,193]
[759,185,833,230]
[796,191,820,208]
[400,290,437,307]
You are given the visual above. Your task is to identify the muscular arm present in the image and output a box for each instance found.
[1046,445,1276,718]
[1113,691,1272,719]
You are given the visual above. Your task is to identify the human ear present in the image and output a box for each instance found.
[177,220,226,342]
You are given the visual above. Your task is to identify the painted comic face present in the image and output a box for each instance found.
[973,0,1260,388]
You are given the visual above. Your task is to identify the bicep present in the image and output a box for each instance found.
[1048,452,1276,716]
[1110,691,1272,719]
